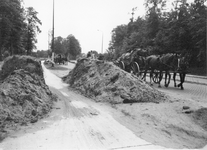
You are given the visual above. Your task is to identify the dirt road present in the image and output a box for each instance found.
[0,62,165,150]
[0,61,207,149]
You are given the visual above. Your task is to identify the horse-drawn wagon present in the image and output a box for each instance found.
[116,50,191,90]
[142,53,190,89]
[54,54,67,64]
[115,48,147,77]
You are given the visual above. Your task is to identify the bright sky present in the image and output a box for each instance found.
[23,0,146,54]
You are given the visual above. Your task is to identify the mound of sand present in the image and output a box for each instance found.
[63,58,166,104]
[192,108,207,131]
[0,55,56,140]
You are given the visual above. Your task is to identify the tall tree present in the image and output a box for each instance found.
[65,34,81,59]
[0,0,25,60]
[52,34,81,59]
[109,25,128,59]
[53,36,64,54]
[188,0,206,67]
[24,7,42,55]
[108,0,206,70]
[145,0,166,45]
[126,17,148,50]
[0,0,41,59]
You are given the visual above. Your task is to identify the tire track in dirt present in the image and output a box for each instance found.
[57,88,158,149]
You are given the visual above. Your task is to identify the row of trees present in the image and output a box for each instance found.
[32,50,48,58]
[32,34,82,59]
[108,0,206,67]
[0,0,41,60]
[52,35,81,60]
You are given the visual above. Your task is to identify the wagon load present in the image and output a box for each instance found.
[0,55,56,140]
[63,58,166,104]
[114,49,148,78]
[133,48,149,57]
[117,52,132,66]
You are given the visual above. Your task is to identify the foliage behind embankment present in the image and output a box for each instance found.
[108,0,206,68]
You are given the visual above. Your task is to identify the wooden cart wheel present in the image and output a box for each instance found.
[131,62,140,76]
[119,61,125,70]
[152,70,163,83]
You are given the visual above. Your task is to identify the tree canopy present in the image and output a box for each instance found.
[108,0,206,68]
[0,0,41,60]
[53,34,81,59]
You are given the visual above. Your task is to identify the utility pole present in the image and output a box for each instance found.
[48,30,51,51]
[101,32,103,54]
[51,0,55,65]
[98,30,103,54]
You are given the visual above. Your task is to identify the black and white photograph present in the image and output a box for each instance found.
[0,0,206,149]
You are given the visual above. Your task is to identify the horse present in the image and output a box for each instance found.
[142,55,163,87]
[159,53,180,87]
[173,53,191,90]
[142,53,180,88]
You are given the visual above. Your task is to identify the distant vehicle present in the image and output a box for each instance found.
[54,54,67,65]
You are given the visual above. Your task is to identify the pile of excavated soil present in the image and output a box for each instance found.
[63,58,166,104]
[192,108,207,131]
[0,55,43,81]
[0,55,56,140]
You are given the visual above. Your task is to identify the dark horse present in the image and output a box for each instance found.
[142,53,180,87]
[159,53,180,87]
[173,53,191,90]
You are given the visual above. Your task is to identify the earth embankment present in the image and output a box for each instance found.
[63,58,166,104]
[62,59,207,149]
[0,55,56,141]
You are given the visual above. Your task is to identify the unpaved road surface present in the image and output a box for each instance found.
[0,62,165,150]
[0,61,206,150]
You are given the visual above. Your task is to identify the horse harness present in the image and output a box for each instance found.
[158,54,180,71]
